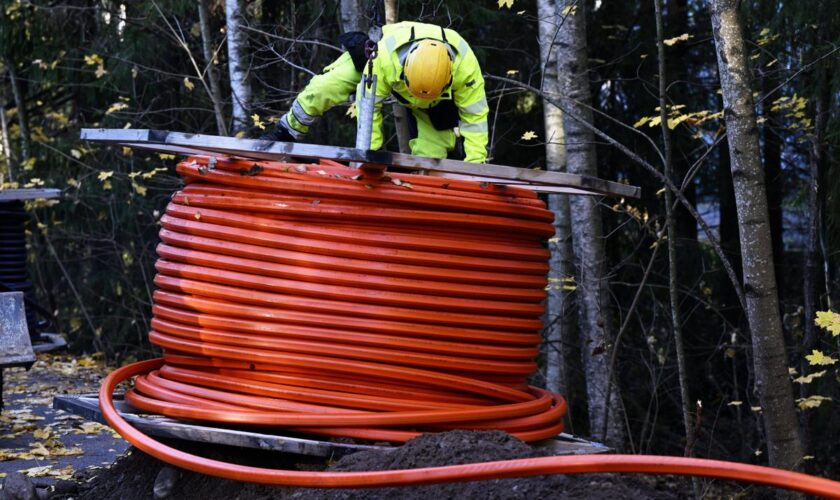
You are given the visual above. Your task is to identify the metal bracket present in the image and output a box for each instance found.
[80,129,641,199]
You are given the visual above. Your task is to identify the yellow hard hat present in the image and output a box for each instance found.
[403,39,453,100]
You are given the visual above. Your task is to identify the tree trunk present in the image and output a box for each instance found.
[384,0,411,154]
[0,94,14,182]
[556,0,624,446]
[709,0,803,470]
[5,60,30,161]
[198,0,228,136]
[801,61,830,444]
[537,0,572,397]
[225,0,251,134]
[654,0,696,467]
[339,0,366,33]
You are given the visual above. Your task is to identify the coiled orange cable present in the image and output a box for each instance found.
[100,156,840,496]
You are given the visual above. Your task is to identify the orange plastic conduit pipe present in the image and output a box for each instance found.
[100,156,840,497]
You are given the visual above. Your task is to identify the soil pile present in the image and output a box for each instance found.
[66,431,680,499]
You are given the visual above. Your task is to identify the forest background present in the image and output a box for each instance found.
[1,0,838,486]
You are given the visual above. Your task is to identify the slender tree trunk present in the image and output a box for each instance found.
[339,0,366,33]
[538,0,572,396]
[709,0,803,470]
[717,137,743,324]
[383,0,411,154]
[801,62,830,445]
[556,0,624,446]
[654,0,695,462]
[5,60,30,161]
[198,0,228,136]
[225,0,251,134]
[0,95,14,182]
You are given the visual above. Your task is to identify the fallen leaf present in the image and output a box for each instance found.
[33,428,52,440]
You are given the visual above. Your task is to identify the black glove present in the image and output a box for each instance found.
[338,31,370,72]
[258,122,296,142]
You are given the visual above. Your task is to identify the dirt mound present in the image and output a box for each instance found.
[295,430,673,500]
[65,431,680,499]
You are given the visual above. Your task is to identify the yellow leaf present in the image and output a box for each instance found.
[506,69,520,77]
[815,310,840,336]
[633,116,651,128]
[796,395,832,410]
[794,370,826,384]
[132,182,147,196]
[183,77,195,91]
[497,0,514,8]
[805,350,837,366]
[103,180,112,190]
[664,33,692,46]
[97,171,114,181]
[70,149,82,159]
[84,54,104,66]
[21,157,36,171]
[252,113,265,130]
[562,5,577,16]
[346,103,358,119]
[158,153,176,160]
[95,64,107,79]
[106,102,128,114]
[521,130,538,141]
[727,400,743,406]
[33,428,51,440]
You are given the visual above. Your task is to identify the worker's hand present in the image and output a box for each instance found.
[258,124,296,143]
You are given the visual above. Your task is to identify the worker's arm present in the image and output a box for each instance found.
[453,50,489,163]
[280,52,362,139]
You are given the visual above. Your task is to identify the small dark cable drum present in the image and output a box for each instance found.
[0,200,42,340]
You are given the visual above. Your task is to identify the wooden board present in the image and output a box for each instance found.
[53,394,611,458]
[0,189,62,202]
[80,128,640,199]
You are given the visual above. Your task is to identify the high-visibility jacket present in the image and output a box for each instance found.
[284,21,489,163]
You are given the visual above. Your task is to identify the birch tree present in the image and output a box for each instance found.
[339,0,366,33]
[0,89,13,181]
[556,0,624,445]
[3,61,30,161]
[537,0,572,396]
[709,0,803,470]
[198,0,228,136]
[225,0,251,134]
[384,0,411,154]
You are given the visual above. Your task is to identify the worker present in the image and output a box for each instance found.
[260,21,489,163]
